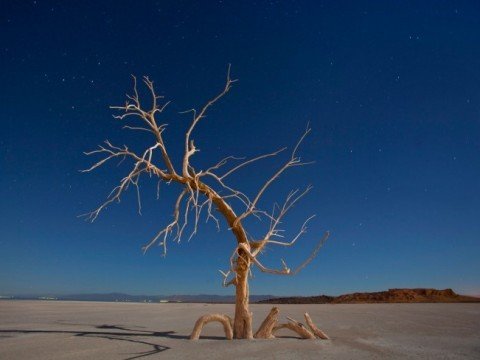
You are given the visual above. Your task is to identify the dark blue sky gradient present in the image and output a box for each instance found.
[1,1,479,296]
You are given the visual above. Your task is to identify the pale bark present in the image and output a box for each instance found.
[255,309,328,340]
[273,321,316,339]
[233,250,253,339]
[254,307,279,339]
[304,312,329,339]
[190,314,233,340]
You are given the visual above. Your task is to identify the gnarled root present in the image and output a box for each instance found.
[189,308,329,340]
[190,314,233,340]
[273,318,316,339]
[254,307,279,339]
[254,307,329,340]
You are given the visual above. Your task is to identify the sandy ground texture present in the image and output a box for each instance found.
[0,300,479,359]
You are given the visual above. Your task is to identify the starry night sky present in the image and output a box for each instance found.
[1,1,479,297]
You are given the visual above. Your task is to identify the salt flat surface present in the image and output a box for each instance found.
[0,300,479,359]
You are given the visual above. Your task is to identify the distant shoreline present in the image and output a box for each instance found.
[3,288,479,305]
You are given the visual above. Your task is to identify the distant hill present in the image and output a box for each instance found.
[258,288,480,304]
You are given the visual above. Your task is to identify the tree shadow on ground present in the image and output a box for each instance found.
[0,324,225,360]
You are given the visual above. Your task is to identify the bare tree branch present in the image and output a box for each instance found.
[182,64,237,177]
[288,231,330,275]
[234,231,329,276]
[142,189,188,256]
[234,124,312,227]
[219,147,286,180]
[110,75,176,175]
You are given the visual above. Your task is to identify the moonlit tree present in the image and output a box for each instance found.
[82,66,330,340]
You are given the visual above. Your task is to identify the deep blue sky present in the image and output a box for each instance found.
[1,0,479,297]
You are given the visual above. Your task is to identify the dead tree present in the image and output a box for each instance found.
[82,66,330,340]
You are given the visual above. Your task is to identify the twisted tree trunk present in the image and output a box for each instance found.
[233,248,253,339]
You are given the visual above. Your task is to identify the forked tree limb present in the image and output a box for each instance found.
[233,231,330,276]
[255,187,314,253]
[183,64,237,178]
[254,307,279,339]
[190,314,233,340]
[233,125,313,228]
[110,75,176,175]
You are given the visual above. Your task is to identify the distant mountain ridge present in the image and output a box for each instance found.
[258,288,480,304]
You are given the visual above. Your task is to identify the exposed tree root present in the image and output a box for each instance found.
[273,320,316,339]
[254,307,279,339]
[190,307,329,341]
[304,312,329,339]
[190,314,233,340]
[254,307,329,340]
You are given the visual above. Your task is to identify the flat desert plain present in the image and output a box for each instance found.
[0,301,479,359]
